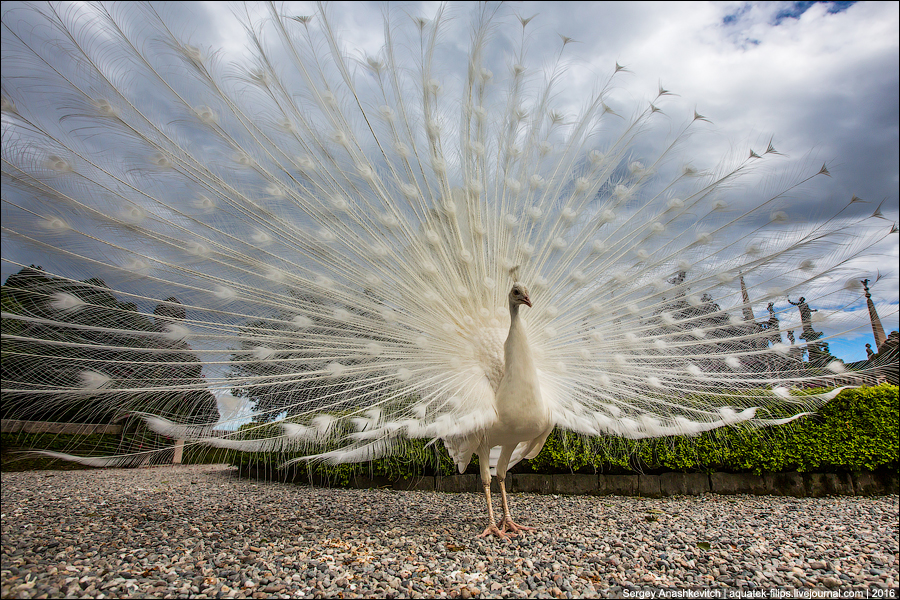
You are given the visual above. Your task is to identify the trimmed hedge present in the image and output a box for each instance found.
[527,384,898,475]
[3,385,897,483]
[1,432,113,471]
[0,432,227,471]
[237,384,898,485]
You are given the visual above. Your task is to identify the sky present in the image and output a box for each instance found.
[2,0,898,372]
[222,0,900,360]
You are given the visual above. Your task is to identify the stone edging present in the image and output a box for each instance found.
[340,470,899,497]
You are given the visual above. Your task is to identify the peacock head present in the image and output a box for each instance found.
[509,284,532,308]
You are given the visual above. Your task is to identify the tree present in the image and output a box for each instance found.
[1,267,218,425]
[227,288,391,423]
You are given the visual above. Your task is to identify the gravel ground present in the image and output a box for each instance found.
[1,464,897,599]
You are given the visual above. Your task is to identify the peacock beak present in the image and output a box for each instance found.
[522,295,532,307]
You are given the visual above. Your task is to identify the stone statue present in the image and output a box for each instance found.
[787,295,821,341]
[766,302,782,345]
[786,329,805,364]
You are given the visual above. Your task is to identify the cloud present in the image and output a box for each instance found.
[1,0,896,369]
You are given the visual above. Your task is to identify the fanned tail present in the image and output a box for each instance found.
[1,3,895,470]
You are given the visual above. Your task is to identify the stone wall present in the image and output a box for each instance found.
[344,470,899,497]
[0,419,123,435]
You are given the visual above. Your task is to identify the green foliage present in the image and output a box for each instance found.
[522,384,898,475]
[229,385,898,482]
[5,386,896,479]
[226,290,396,424]
[2,266,219,425]
[7,432,118,455]
[1,432,113,471]
[232,437,457,486]
[0,431,238,471]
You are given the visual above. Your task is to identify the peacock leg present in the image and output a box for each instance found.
[494,446,535,535]
[478,482,512,539]
[498,478,535,535]
[476,447,511,539]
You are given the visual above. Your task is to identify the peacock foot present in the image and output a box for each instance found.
[479,522,516,539]
[500,517,535,535]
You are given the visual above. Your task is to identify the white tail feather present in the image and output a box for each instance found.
[1,3,895,471]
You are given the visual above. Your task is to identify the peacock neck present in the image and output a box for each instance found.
[509,300,521,321]
[505,301,532,371]
[498,298,543,418]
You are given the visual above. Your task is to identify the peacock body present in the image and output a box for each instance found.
[1,3,896,532]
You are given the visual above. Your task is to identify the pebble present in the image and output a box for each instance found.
[1,464,898,598]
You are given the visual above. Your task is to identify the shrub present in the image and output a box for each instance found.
[3,385,896,479]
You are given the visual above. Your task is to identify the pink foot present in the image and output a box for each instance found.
[479,522,516,539]
[500,517,535,535]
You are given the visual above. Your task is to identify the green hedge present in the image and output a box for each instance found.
[1,432,113,471]
[0,431,229,471]
[237,384,898,484]
[4,385,897,482]
[526,384,898,475]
